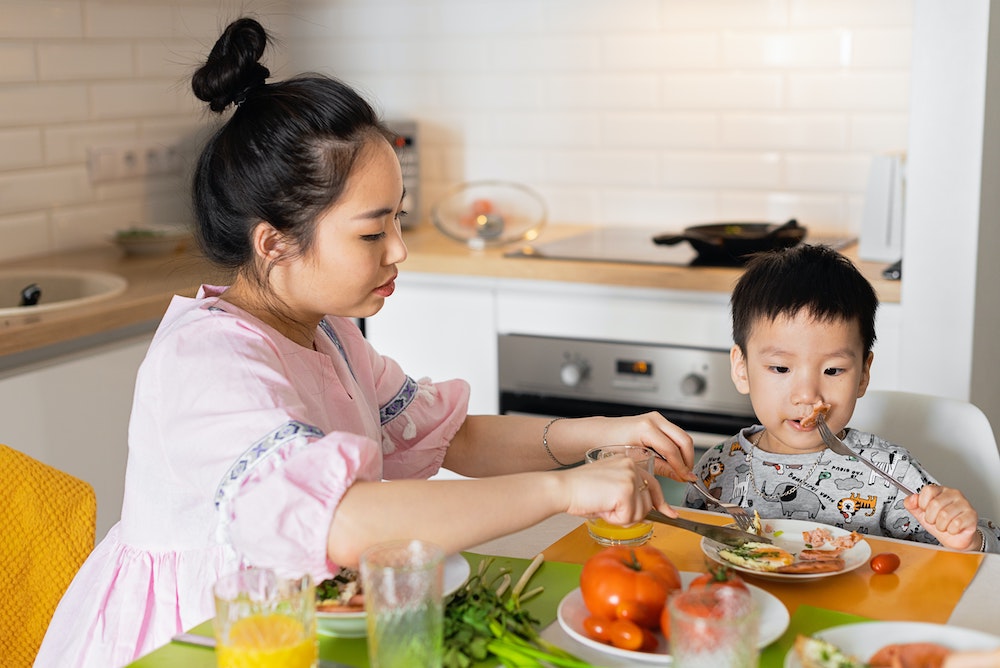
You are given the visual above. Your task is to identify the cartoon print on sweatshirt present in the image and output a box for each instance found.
[837,492,878,522]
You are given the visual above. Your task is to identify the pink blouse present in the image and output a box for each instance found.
[34,286,470,667]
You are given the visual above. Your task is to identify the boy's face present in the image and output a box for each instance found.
[731,310,873,455]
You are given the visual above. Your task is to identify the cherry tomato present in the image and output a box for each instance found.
[640,627,659,653]
[608,618,645,651]
[687,564,749,593]
[659,602,671,640]
[582,615,613,643]
[580,546,682,629]
[870,552,901,574]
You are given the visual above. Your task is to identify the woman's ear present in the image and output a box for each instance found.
[249,221,289,261]
[731,345,750,395]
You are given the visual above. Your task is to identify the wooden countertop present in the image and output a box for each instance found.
[0,224,900,359]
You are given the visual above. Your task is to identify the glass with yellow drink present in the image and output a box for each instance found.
[213,568,317,668]
[585,445,656,546]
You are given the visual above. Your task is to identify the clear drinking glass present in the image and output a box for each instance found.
[213,567,317,668]
[360,539,445,668]
[584,444,656,546]
[668,586,759,668]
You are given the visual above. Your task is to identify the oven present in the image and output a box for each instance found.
[498,333,756,503]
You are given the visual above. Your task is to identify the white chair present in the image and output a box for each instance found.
[850,389,1000,521]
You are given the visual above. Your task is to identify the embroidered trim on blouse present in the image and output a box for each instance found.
[213,420,325,509]
[319,318,357,382]
[380,375,418,426]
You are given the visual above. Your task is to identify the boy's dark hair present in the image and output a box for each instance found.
[731,244,878,355]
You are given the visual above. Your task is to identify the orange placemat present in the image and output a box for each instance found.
[543,509,984,623]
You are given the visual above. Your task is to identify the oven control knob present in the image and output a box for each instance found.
[681,373,707,396]
[559,360,589,387]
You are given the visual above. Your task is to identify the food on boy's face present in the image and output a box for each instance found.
[799,401,831,429]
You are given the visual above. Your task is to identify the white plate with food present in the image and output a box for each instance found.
[701,518,871,582]
[317,552,471,638]
[784,621,1000,668]
[557,571,790,665]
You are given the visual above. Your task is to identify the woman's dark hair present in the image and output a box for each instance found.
[190,17,392,277]
[731,244,879,355]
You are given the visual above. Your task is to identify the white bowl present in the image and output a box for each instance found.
[113,226,190,256]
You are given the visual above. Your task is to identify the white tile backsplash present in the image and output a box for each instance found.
[0,0,913,262]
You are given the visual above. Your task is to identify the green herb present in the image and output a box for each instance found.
[442,555,592,668]
[773,530,784,537]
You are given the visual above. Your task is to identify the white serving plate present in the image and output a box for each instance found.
[783,621,1000,668]
[316,552,471,638]
[701,518,872,582]
[557,571,790,665]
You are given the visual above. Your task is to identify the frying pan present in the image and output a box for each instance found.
[653,219,805,264]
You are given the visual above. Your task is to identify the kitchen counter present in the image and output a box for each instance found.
[0,223,900,360]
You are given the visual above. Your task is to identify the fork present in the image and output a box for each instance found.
[687,481,756,533]
[816,412,916,495]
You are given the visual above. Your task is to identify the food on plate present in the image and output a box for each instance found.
[801,400,832,429]
[774,558,846,574]
[794,634,866,668]
[869,552,901,575]
[869,642,951,667]
[718,541,796,571]
[794,635,1000,668]
[579,545,681,631]
[315,568,363,612]
[803,526,863,550]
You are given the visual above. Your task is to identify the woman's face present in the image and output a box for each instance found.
[280,137,408,320]
[730,310,873,454]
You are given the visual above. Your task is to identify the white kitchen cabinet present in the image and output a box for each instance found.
[364,275,499,414]
[0,331,152,541]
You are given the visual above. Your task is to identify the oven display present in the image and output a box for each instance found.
[617,359,653,376]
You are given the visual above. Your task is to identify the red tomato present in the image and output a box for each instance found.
[659,603,671,640]
[608,618,644,651]
[580,546,682,629]
[870,552,901,574]
[640,627,659,653]
[582,615,613,643]
[687,564,749,593]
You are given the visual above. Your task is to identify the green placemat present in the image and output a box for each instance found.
[128,552,584,668]
[759,604,873,668]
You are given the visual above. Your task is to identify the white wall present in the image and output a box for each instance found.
[0,1,292,263]
[289,0,913,236]
[901,0,1000,436]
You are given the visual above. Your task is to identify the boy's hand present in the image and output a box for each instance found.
[904,485,981,551]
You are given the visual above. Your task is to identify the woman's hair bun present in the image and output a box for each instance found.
[192,17,272,112]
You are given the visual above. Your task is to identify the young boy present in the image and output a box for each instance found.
[683,244,999,553]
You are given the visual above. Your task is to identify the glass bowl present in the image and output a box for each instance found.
[431,181,547,249]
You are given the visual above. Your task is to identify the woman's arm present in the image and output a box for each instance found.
[327,454,667,566]
[441,411,697,481]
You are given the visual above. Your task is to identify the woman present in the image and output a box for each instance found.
[35,18,695,667]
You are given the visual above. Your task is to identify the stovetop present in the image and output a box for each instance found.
[504,227,856,267]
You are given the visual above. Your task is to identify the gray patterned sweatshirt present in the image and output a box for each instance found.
[682,425,1000,554]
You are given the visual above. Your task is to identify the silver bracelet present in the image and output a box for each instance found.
[542,417,569,467]
[978,528,987,552]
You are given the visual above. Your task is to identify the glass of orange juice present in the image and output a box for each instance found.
[213,568,317,668]
[585,445,656,546]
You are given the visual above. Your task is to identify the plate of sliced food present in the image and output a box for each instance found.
[701,518,871,581]
[786,622,1000,668]
[316,552,471,637]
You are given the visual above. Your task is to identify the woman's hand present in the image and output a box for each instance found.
[560,455,676,525]
[593,412,697,482]
[904,485,981,551]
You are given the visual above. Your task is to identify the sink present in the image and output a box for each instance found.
[0,268,128,324]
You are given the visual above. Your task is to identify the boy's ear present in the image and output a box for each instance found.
[857,351,874,398]
[731,345,751,395]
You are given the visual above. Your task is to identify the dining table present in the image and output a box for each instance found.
[127,507,1000,667]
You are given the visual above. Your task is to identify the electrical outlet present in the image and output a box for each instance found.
[86,141,183,183]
